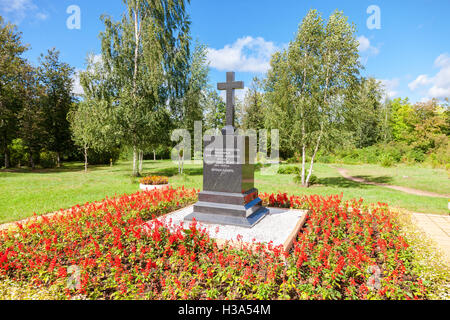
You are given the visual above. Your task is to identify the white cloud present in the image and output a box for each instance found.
[0,0,48,24]
[379,78,400,98]
[408,74,430,91]
[207,36,279,73]
[72,70,84,96]
[0,0,35,13]
[357,35,379,56]
[408,53,450,99]
[72,54,104,96]
[35,11,48,21]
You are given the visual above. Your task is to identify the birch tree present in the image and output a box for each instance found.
[266,9,360,187]
[100,0,190,176]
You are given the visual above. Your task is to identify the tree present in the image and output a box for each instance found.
[265,9,360,186]
[68,100,117,172]
[409,99,448,153]
[204,89,226,131]
[0,17,28,168]
[179,42,209,134]
[390,98,414,143]
[242,77,265,131]
[17,64,47,169]
[345,77,385,148]
[38,48,75,167]
[99,0,191,176]
[69,54,123,172]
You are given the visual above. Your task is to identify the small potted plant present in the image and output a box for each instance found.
[139,175,169,191]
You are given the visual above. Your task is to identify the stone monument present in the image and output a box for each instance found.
[184,72,268,228]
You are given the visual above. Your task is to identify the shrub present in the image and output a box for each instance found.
[286,154,301,164]
[88,148,120,165]
[254,162,263,171]
[308,174,319,185]
[139,176,169,185]
[342,155,360,165]
[380,155,394,168]
[317,154,336,164]
[39,151,58,168]
[10,139,28,167]
[406,149,425,163]
[278,165,300,175]
[293,174,319,186]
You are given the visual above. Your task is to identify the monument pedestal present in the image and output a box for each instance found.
[185,189,268,228]
[185,133,268,228]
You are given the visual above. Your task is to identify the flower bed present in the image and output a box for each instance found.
[139,176,169,185]
[139,176,170,191]
[0,188,428,300]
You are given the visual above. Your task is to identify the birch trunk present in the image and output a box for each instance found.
[84,146,88,173]
[131,7,141,177]
[56,152,61,168]
[305,122,323,187]
[300,53,308,186]
[132,145,138,176]
[138,150,143,173]
[301,116,306,186]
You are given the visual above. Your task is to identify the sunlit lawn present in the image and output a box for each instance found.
[0,160,448,224]
[338,163,450,195]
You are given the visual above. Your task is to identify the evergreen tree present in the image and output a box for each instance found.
[38,48,75,167]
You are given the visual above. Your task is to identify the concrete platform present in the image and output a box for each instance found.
[155,205,308,252]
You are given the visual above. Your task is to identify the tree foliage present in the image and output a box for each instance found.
[265,9,360,186]
[38,48,75,167]
[99,0,191,176]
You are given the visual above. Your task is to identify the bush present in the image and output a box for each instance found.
[39,151,58,168]
[406,149,425,163]
[88,148,120,165]
[317,154,336,164]
[286,154,300,164]
[308,174,319,185]
[277,165,300,175]
[10,139,28,167]
[293,174,319,186]
[380,155,394,168]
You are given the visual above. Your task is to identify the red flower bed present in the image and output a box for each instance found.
[0,188,426,299]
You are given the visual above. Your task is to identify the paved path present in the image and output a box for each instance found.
[0,210,64,232]
[336,167,450,198]
[411,213,450,264]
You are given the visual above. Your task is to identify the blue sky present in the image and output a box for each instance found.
[1,0,449,102]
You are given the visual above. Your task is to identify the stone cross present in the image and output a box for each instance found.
[217,72,244,133]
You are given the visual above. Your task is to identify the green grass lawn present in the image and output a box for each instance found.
[0,160,448,224]
[337,163,450,195]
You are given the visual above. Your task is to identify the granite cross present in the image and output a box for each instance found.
[217,72,244,133]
